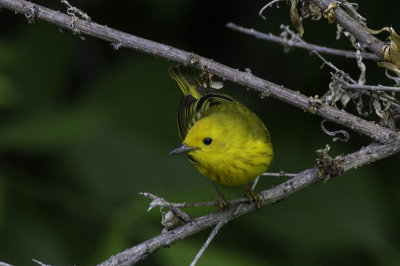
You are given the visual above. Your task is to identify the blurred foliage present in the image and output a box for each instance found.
[0,0,399,265]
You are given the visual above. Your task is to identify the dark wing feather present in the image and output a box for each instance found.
[178,93,233,140]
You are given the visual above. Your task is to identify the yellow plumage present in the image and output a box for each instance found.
[169,65,273,207]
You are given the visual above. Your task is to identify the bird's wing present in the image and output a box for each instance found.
[178,93,233,140]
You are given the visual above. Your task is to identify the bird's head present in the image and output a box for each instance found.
[169,112,245,162]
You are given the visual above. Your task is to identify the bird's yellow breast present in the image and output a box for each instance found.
[185,107,273,186]
[194,139,272,186]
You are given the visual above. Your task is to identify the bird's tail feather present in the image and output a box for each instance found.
[168,65,203,98]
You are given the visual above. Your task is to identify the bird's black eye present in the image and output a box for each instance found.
[203,137,213,145]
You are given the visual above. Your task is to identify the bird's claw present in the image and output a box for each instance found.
[245,188,262,209]
[217,195,229,210]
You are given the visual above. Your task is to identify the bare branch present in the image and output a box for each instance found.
[99,141,400,266]
[250,176,260,190]
[226,23,379,60]
[32,259,51,266]
[261,171,297,177]
[190,220,226,266]
[140,192,193,222]
[0,0,397,144]
[340,1,366,24]
[309,0,384,57]
[141,192,251,209]
[343,84,400,92]
[312,50,357,83]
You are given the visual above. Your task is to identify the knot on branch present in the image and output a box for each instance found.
[111,42,125,51]
[61,0,91,21]
[66,15,81,39]
[279,25,300,53]
[308,95,322,114]
[25,5,39,24]
[199,67,214,87]
[315,144,344,181]
[259,90,271,99]
[161,210,180,232]
[140,192,193,231]
[188,53,201,65]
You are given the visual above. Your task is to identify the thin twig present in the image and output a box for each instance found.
[141,192,251,209]
[226,23,379,60]
[321,119,350,142]
[140,192,193,222]
[311,50,357,83]
[251,176,260,190]
[190,220,227,266]
[259,0,285,20]
[0,0,396,144]
[261,171,297,177]
[32,259,51,266]
[343,84,400,92]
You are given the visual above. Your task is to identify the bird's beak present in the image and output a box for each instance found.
[169,143,197,155]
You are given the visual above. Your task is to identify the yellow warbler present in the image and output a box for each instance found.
[169,65,273,208]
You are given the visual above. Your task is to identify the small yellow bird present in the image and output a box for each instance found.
[169,65,273,208]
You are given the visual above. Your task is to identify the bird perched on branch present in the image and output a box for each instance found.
[169,65,273,208]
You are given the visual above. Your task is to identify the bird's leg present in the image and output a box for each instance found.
[244,185,262,209]
[210,181,229,209]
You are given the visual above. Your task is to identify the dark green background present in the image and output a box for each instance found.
[0,0,399,265]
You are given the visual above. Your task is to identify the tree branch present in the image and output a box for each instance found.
[309,0,384,57]
[226,23,379,60]
[189,220,226,266]
[0,261,14,266]
[343,84,400,92]
[98,140,400,266]
[0,0,397,144]
[140,192,193,222]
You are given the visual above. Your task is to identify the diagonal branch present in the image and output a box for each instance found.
[226,22,379,60]
[309,0,384,57]
[0,0,397,144]
[343,83,400,92]
[98,140,400,266]
[190,220,226,266]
